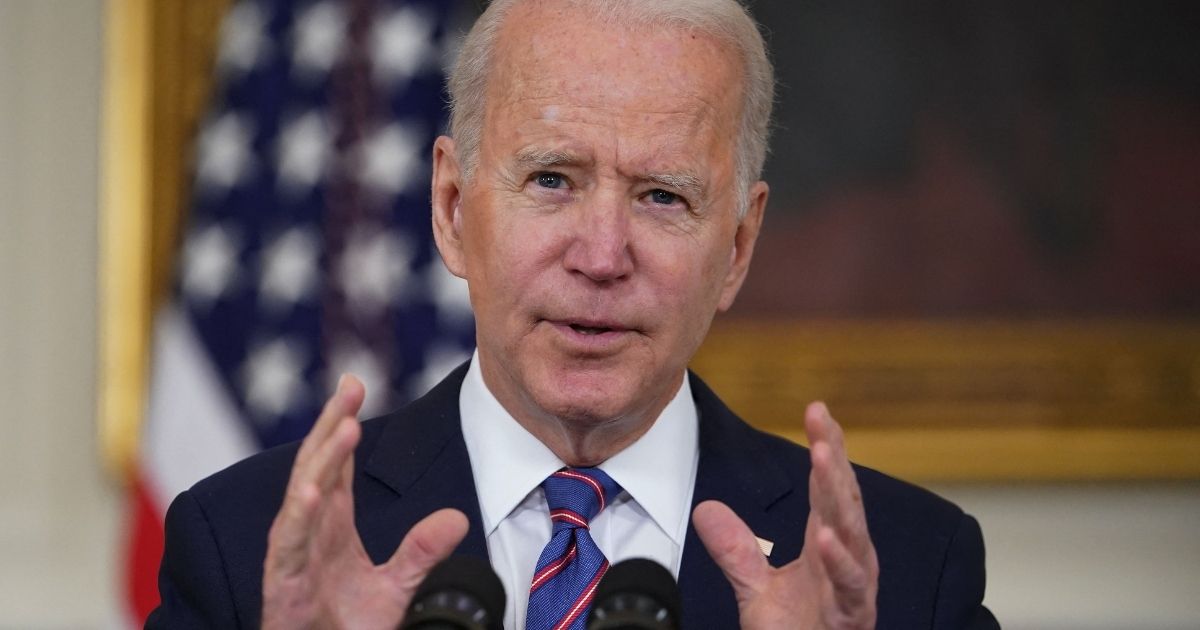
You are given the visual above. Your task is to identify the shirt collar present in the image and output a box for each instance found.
[599,370,698,547]
[459,351,698,546]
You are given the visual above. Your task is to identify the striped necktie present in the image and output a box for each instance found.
[525,467,622,630]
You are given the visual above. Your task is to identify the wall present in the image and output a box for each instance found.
[0,2,1195,628]
[938,482,1200,629]
[0,0,119,627]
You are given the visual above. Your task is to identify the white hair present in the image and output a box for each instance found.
[446,0,775,219]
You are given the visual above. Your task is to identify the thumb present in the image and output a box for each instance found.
[692,500,770,599]
[384,508,471,599]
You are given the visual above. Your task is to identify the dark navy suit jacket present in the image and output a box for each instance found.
[148,364,999,629]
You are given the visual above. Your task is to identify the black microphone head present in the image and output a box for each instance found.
[403,555,505,630]
[587,558,681,630]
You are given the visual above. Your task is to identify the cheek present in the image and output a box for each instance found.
[470,209,571,307]
[689,231,734,288]
[647,243,726,315]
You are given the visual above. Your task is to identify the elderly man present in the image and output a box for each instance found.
[149,0,998,628]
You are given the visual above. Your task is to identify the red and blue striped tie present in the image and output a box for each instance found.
[525,467,622,630]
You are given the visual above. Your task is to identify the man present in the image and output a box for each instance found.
[149,1,999,628]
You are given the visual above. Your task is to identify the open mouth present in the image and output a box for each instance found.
[569,323,614,336]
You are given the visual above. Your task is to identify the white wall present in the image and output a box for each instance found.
[0,2,1196,629]
[936,483,1200,630]
[0,0,119,628]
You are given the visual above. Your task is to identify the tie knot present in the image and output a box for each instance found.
[542,467,621,529]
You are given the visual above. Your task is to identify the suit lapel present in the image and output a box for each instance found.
[679,371,804,629]
[355,362,491,563]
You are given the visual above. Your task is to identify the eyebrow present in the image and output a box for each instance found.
[513,148,591,169]
[646,171,706,201]
[513,148,707,202]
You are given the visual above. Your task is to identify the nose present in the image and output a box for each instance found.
[562,191,634,283]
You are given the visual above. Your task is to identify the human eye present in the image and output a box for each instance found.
[534,172,568,190]
[648,189,681,206]
[639,187,692,215]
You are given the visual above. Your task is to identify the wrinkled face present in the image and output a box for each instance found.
[434,2,766,430]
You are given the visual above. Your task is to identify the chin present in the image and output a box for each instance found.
[527,361,644,424]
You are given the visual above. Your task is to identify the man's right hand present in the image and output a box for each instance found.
[261,375,469,629]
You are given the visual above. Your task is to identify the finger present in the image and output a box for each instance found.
[809,439,868,567]
[264,377,365,581]
[804,401,836,524]
[266,418,361,576]
[810,441,847,529]
[816,526,875,620]
[286,377,363,519]
[339,437,356,491]
[297,374,364,465]
[301,416,361,496]
[692,500,771,598]
[296,373,366,465]
[266,481,321,576]
[384,509,471,595]
[807,404,870,553]
[805,401,849,471]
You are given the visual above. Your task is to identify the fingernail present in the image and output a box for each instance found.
[336,373,346,391]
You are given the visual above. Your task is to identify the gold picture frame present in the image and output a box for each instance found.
[693,320,1200,480]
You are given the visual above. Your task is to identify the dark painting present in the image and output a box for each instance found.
[737,1,1200,318]
[693,2,1200,479]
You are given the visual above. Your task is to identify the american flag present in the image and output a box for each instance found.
[124,0,473,623]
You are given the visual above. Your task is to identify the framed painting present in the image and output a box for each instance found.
[695,1,1200,480]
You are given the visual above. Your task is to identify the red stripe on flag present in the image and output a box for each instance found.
[123,470,164,625]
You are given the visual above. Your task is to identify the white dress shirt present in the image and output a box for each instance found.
[459,352,699,630]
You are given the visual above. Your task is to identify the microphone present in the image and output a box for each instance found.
[586,558,681,630]
[401,555,506,630]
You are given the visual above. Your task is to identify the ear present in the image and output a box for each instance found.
[431,135,468,278]
[716,180,768,312]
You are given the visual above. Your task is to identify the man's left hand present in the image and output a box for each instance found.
[693,402,879,629]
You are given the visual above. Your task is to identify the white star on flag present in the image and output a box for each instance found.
[356,122,424,196]
[259,227,319,312]
[276,111,333,193]
[338,227,414,317]
[292,1,346,80]
[371,6,436,87]
[182,223,241,307]
[217,2,269,75]
[195,113,255,193]
[241,337,308,424]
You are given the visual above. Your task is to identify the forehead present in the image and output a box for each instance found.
[483,2,744,152]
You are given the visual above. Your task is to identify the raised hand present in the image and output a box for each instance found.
[693,402,879,630]
[261,375,470,629]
